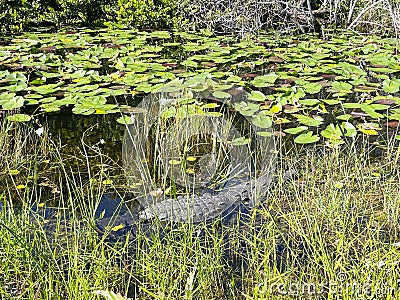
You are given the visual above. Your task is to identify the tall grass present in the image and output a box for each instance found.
[1,116,400,299]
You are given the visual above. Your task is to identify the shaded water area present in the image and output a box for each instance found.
[44,111,125,177]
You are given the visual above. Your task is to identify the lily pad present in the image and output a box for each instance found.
[302,82,322,94]
[357,122,381,135]
[230,136,251,146]
[341,121,357,137]
[294,131,320,144]
[294,114,323,127]
[7,114,32,122]
[212,91,231,99]
[331,81,352,93]
[248,91,266,102]
[117,115,135,125]
[251,113,272,129]
[233,101,259,117]
[321,124,343,140]
[382,78,400,94]
[284,126,308,135]
[252,74,279,87]
[0,95,24,110]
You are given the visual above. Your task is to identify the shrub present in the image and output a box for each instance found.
[116,0,178,29]
[1,0,398,36]
[0,0,117,32]
[176,0,400,37]
[0,0,42,31]
[45,0,118,27]
[0,0,178,32]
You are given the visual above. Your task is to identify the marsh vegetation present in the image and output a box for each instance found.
[1,0,400,299]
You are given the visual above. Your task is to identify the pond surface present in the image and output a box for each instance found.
[1,28,400,203]
[2,28,400,300]
[1,28,400,146]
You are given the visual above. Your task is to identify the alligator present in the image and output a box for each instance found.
[121,84,277,227]
[93,169,297,240]
[137,174,274,223]
[1,83,281,241]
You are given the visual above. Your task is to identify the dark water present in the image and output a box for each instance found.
[43,111,124,160]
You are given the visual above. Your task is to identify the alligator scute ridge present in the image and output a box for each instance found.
[138,174,274,223]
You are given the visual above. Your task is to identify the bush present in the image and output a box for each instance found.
[0,0,117,32]
[116,0,178,29]
[176,0,400,37]
[177,0,326,37]
[1,0,398,36]
[0,0,42,31]
[0,0,178,32]
[45,0,118,27]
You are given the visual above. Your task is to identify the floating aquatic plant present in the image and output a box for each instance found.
[1,30,400,144]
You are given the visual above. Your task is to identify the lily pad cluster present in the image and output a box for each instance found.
[1,29,400,144]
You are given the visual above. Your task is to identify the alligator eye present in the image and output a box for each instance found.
[243,193,249,199]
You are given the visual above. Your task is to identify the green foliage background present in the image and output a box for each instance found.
[116,0,178,28]
[0,0,397,36]
[0,0,178,31]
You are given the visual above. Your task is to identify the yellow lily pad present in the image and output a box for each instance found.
[111,224,124,232]
[9,169,20,176]
[168,159,181,165]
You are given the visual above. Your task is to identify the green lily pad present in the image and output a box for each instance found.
[360,105,384,119]
[252,74,279,87]
[341,122,357,137]
[382,78,400,94]
[251,113,272,129]
[294,131,320,144]
[0,95,24,110]
[160,106,176,119]
[321,124,343,140]
[302,82,322,94]
[212,91,231,99]
[248,91,266,102]
[294,114,323,127]
[298,99,320,106]
[150,31,171,39]
[202,103,220,109]
[256,131,273,137]
[181,59,198,68]
[230,136,251,146]
[213,84,234,91]
[321,99,341,105]
[369,67,399,74]
[357,122,381,135]
[31,83,62,94]
[343,103,362,109]
[7,113,32,122]
[233,101,259,117]
[284,126,308,134]
[72,105,96,115]
[40,103,61,112]
[331,81,352,93]
[5,81,28,92]
[117,115,135,125]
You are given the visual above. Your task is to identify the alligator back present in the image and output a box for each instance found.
[139,174,274,223]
